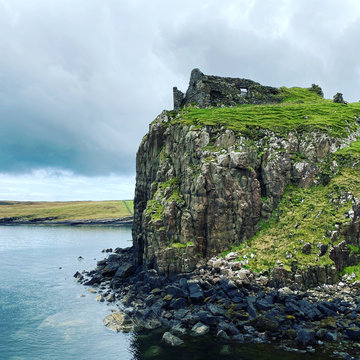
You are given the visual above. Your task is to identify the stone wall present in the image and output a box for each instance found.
[173,69,280,110]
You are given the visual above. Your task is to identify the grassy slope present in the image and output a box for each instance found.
[167,87,360,277]
[171,87,360,138]
[0,200,134,221]
[223,168,360,272]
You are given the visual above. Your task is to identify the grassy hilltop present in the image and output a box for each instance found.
[0,200,134,223]
[170,87,360,138]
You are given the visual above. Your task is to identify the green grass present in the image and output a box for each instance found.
[335,138,360,158]
[0,200,134,221]
[347,244,360,254]
[224,168,360,272]
[145,177,184,221]
[168,87,360,138]
[340,263,360,281]
[170,241,194,249]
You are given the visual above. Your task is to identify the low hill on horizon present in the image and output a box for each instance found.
[0,200,134,224]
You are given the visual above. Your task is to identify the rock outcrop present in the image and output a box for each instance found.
[132,116,359,275]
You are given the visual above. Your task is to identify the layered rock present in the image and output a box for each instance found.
[132,110,358,275]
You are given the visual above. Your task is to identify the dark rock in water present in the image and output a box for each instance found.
[171,322,187,336]
[332,351,352,360]
[191,322,210,336]
[251,316,278,332]
[83,275,102,286]
[133,309,162,330]
[344,327,360,340]
[188,281,204,303]
[217,329,231,340]
[182,313,200,327]
[217,321,240,336]
[73,271,82,279]
[161,332,184,346]
[105,293,115,302]
[295,328,316,347]
[97,259,107,266]
[102,261,121,276]
[144,345,162,357]
[233,334,245,343]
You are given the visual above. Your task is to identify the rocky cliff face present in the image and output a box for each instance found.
[133,109,360,275]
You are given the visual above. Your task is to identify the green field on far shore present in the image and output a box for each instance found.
[0,200,134,221]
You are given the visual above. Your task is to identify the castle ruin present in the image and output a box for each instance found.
[173,68,281,110]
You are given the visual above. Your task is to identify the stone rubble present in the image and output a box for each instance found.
[77,247,360,358]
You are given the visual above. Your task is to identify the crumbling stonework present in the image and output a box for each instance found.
[173,69,280,110]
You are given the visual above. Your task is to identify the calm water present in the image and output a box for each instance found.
[0,226,340,360]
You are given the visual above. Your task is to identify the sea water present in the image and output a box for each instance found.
[0,225,333,360]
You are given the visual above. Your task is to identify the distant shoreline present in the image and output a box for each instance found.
[0,216,133,226]
[0,200,134,226]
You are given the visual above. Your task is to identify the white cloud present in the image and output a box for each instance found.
[0,168,134,201]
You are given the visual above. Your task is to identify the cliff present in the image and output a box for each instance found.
[133,71,360,284]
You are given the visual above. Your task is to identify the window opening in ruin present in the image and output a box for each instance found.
[240,88,248,97]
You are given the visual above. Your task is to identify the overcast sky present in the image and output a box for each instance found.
[1,0,360,200]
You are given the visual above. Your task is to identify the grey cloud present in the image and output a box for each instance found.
[1,0,360,176]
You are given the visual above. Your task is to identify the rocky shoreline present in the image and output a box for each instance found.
[0,216,133,226]
[77,247,360,359]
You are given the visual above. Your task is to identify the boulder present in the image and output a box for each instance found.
[191,322,210,336]
[301,242,312,255]
[344,327,360,340]
[103,312,133,332]
[166,285,187,298]
[188,281,204,303]
[114,262,135,278]
[161,332,184,346]
[295,328,316,347]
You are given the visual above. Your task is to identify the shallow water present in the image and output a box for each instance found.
[0,225,345,360]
